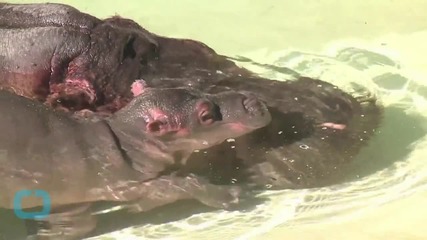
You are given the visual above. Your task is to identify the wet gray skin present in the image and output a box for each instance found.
[107,87,271,174]
[0,3,250,113]
[0,87,270,240]
[0,2,383,192]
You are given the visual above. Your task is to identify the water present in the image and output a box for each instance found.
[5,1,427,239]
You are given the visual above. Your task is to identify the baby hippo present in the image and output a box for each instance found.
[0,87,271,240]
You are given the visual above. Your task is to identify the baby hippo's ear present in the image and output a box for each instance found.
[131,79,149,97]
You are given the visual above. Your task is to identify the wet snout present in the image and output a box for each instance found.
[239,91,271,128]
[241,91,267,116]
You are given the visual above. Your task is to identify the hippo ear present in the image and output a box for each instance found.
[131,79,149,97]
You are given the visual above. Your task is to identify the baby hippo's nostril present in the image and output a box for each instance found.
[242,93,264,116]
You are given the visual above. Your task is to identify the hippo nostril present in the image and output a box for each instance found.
[243,95,262,115]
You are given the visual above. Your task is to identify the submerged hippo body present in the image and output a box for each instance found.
[186,77,382,189]
[0,87,271,239]
[0,3,383,190]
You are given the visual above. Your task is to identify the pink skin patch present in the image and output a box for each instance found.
[148,108,168,123]
[131,79,148,97]
[73,109,96,118]
[319,122,347,130]
[175,128,190,137]
[63,79,96,102]
[47,78,96,108]
[227,122,251,135]
[144,108,192,138]
[145,108,179,136]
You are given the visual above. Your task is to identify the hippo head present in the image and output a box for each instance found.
[64,17,159,107]
[110,87,272,153]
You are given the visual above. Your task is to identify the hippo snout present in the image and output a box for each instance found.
[239,91,271,128]
[241,92,267,116]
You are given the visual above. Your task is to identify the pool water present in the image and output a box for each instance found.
[4,1,427,239]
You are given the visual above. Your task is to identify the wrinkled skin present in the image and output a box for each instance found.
[0,88,271,239]
[0,3,383,190]
[0,3,249,113]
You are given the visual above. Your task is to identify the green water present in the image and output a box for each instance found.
[3,1,427,239]
[7,0,427,56]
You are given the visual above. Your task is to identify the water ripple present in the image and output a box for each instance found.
[90,46,427,240]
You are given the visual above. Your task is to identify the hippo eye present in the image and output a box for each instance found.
[197,101,222,126]
[199,106,222,125]
[199,110,215,125]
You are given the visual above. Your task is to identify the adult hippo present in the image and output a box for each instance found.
[0,86,271,239]
[0,3,383,190]
[0,2,251,113]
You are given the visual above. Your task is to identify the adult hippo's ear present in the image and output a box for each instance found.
[121,35,138,61]
[121,33,158,65]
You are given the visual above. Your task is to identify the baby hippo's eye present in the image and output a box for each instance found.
[199,110,215,125]
[197,100,222,126]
